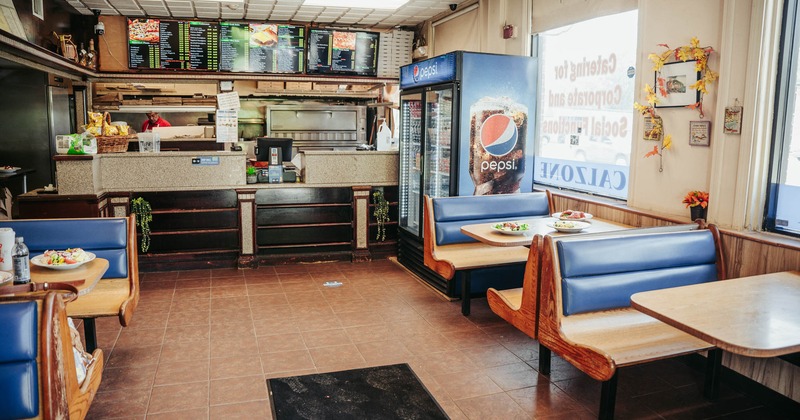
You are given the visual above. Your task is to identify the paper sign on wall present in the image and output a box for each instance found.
[215,109,238,143]
[216,91,240,110]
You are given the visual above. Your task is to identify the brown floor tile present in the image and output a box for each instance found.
[164,324,210,343]
[209,400,271,419]
[210,355,263,380]
[249,293,290,307]
[100,363,158,391]
[507,384,584,417]
[106,344,162,368]
[459,344,523,368]
[86,388,150,419]
[211,335,260,358]
[178,278,211,289]
[210,321,255,340]
[356,340,414,365]
[177,269,212,279]
[211,284,248,298]
[168,310,211,327]
[145,407,209,420]
[417,350,478,376]
[115,327,165,348]
[252,317,300,336]
[210,375,269,405]
[301,328,352,348]
[170,298,211,313]
[434,370,504,401]
[484,362,540,391]
[210,308,253,324]
[308,343,365,369]
[257,332,307,353]
[211,296,250,311]
[455,392,529,420]
[147,382,209,414]
[261,350,315,374]
[125,310,169,330]
[334,310,384,328]
[154,359,210,385]
[160,341,211,362]
[345,324,390,343]
[174,287,211,300]
[246,283,284,295]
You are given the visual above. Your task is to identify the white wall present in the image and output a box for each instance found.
[628,0,723,218]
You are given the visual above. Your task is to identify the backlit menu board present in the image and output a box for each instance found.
[128,19,219,70]
[219,23,305,73]
[307,29,379,76]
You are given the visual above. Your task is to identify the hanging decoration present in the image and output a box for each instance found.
[634,37,718,171]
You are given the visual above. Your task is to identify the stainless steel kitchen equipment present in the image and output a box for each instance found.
[265,104,366,150]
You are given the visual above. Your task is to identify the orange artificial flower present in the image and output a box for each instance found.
[682,191,709,208]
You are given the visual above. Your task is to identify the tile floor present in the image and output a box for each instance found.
[83,259,797,419]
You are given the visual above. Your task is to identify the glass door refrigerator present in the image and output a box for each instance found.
[397,51,538,296]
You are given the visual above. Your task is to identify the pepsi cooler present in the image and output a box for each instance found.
[397,51,537,297]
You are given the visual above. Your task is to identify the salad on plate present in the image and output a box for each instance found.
[491,221,530,235]
[552,209,593,221]
[40,248,90,265]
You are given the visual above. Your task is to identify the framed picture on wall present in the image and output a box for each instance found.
[689,121,711,146]
[654,60,700,108]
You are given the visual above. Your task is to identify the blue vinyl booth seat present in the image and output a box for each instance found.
[433,192,552,246]
[536,226,726,419]
[423,191,554,315]
[557,229,719,316]
[1,218,128,279]
[0,292,104,420]
[0,301,39,420]
[0,216,140,354]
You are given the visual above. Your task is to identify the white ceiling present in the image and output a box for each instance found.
[64,0,462,29]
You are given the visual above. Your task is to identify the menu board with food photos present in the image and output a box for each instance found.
[128,18,219,70]
[307,29,379,76]
[219,23,304,73]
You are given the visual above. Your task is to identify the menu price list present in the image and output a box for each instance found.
[128,18,219,70]
[219,23,304,73]
[308,30,378,75]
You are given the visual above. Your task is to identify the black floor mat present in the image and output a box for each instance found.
[267,363,449,419]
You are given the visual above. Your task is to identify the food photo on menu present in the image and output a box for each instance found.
[250,24,278,47]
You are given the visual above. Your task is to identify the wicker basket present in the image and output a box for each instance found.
[96,135,132,153]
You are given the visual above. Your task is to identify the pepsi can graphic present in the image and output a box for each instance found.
[469,96,527,195]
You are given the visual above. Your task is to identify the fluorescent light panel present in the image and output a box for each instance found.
[303,0,408,10]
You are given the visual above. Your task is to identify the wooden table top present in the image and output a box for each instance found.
[460,216,630,247]
[631,271,800,358]
[30,258,109,296]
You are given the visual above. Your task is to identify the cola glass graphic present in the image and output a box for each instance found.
[469,97,527,195]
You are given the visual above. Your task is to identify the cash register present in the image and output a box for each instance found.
[254,137,297,183]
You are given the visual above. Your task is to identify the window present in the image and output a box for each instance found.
[533,11,638,200]
[766,0,800,236]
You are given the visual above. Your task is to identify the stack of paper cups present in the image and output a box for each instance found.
[0,228,14,271]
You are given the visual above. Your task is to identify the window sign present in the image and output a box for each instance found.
[533,11,637,199]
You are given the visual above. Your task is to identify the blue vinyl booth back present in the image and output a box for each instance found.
[0,218,129,279]
[433,193,551,245]
[0,301,39,420]
[557,229,719,316]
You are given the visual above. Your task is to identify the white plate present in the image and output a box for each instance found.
[31,252,96,270]
[551,211,593,222]
[0,271,12,284]
[490,223,530,235]
[0,166,20,173]
[547,221,591,233]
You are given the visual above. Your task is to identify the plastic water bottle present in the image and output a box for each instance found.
[12,237,30,285]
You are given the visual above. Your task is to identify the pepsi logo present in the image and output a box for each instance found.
[412,65,420,82]
[480,114,518,156]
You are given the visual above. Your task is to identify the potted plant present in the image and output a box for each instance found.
[373,190,389,241]
[683,190,709,221]
[130,197,152,253]
[246,165,258,184]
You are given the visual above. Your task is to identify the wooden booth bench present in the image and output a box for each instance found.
[0,291,103,420]
[486,223,702,341]
[423,191,554,315]
[0,216,140,352]
[537,225,726,419]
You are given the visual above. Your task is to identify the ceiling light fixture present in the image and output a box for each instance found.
[204,0,245,3]
[303,0,409,9]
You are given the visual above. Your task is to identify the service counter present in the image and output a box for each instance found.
[21,150,399,270]
[53,149,398,194]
